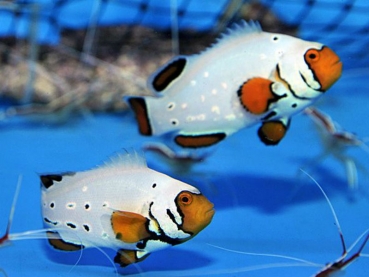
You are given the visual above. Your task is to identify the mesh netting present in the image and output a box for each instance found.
[1,0,367,67]
[0,0,366,118]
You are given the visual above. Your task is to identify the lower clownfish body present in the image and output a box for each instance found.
[40,151,214,267]
[127,21,342,159]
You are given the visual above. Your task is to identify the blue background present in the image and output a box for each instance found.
[1,1,369,276]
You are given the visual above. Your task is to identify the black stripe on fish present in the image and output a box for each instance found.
[44,217,58,226]
[127,97,152,136]
[152,57,187,92]
[40,172,76,189]
[276,64,312,101]
[40,174,63,189]
[147,202,187,246]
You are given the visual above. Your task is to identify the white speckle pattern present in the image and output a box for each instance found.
[225,114,236,121]
[211,106,220,114]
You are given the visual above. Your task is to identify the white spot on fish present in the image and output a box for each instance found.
[186,115,194,122]
[201,95,205,102]
[181,103,188,109]
[221,82,228,90]
[186,114,205,122]
[212,89,217,95]
[191,80,196,86]
[203,71,209,78]
[225,114,236,121]
[82,186,88,192]
[211,106,220,114]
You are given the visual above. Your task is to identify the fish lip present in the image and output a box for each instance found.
[205,205,215,216]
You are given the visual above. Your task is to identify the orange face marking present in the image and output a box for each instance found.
[238,78,279,115]
[258,121,287,145]
[304,46,342,91]
[128,98,152,136]
[175,133,226,148]
[111,211,150,244]
[176,191,215,237]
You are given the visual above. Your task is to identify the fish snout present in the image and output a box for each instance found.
[304,46,342,92]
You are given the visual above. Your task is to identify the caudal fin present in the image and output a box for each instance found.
[127,97,152,136]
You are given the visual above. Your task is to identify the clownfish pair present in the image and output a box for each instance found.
[127,21,342,158]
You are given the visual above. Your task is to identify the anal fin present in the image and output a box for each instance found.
[174,133,226,148]
[46,231,83,251]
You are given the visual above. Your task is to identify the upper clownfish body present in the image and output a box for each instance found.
[127,21,342,157]
[40,151,214,267]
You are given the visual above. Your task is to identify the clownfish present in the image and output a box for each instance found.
[127,21,342,159]
[39,151,214,267]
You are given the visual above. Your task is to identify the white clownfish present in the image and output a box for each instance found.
[127,21,342,158]
[39,151,214,267]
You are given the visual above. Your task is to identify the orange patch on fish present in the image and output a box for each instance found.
[111,211,150,244]
[175,133,226,148]
[238,78,279,115]
[304,46,342,91]
[258,121,287,145]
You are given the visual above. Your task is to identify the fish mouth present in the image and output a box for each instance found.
[205,205,215,217]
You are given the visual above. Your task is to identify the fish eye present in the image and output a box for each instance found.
[179,192,193,205]
[306,49,320,61]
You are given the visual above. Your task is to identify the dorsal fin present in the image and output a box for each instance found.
[102,149,147,170]
[202,20,262,53]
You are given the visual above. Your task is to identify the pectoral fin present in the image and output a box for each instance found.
[258,119,290,146]
[238,78,284,115]
[114,249,150,267]
[111,211,150,244]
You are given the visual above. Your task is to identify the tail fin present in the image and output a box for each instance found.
[127,97,152,136]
